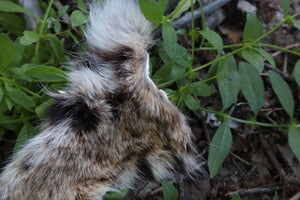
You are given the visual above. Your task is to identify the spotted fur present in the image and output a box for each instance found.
[0,0,203,199]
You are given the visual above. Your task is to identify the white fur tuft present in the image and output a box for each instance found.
[86,0,153,53]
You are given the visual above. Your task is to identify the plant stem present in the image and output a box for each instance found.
[198,107,291,128]
[34,0,54,60]
[257,43,300,56]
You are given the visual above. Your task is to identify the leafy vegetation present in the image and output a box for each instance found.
[0,0,300,199]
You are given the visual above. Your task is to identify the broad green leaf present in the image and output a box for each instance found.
[171,0,196,20]
[293,19,300,30]
[183,94,200,110]
[293,59,300,86]
[25,65,66,82]
[281,0,289,16]
[78,0,87,12]
[208,122,232,177]
[0,1,37,19]
[231,194,242,200]
[159,0,168,12]
[103,190,128,200]
[152,61,173,84]
[255,48,276,68]
[0,13,26,35]
[53,20,61,33]
[35,99,53,119]
[269,70,294,117]
[0,86,3,102]
[0,33,14,71]
[138,0,162,23]
[241,49,264,72]
[206,62,219,85]
[185,82,211,97]
[4,95,14,111]
[199,30,223,53]
[20,31,40,46]
[217,55,240,110]
[45,36,64,62]
[6,87,35,109]
[288,126,300,162]
[162,24,181,60]
[70,10,89,27]
[13,124,33,154]
[8,67,32,82]
[162,181,178,200]
[239,62,265,116]
[243,13,264,43]
[58,5,69,18]
[10,38,24,67]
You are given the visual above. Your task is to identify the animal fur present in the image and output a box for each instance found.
[0,0,202,199]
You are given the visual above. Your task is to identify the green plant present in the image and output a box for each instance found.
[139,0,300,181]
[0,0,88,151]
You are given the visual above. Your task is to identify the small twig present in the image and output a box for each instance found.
[226,187,281,197]
[258,134,286,177]
[271,43,300,57]
[289,192,300,200]
[230,152,250,166]
[173,0,232,30]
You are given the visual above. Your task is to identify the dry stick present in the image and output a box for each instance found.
[258,134,287,177]
[173,0,232,30]
[289,192,300,200]
[226,187,281,197]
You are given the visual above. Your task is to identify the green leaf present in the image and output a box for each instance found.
[162,181,178,200]
[45,36,64,62]
[138,0,162,23]
[9,38,24,67]
[13,124,33,154]
[288,126,300,162]
[8,67,32,82]
[103,190,128,200]
[293,59,300,86]
[206,62,219,85]
[35,99,53,119]
[53,20,61,33]
[162,24,180,59]
[183,94,200,110]
[0,33,14,71]
[217,55,240,110]
[199,30,223,53]
[0,1,37,19]
[58,5,69,18]
[269,70,294,117]
[208,122,232,177]
[281,0,289,16]
[4,95,14,111]
[243,13,264,43]
[70,10,89,27]
[20,31,40,46]
[239,62,265,116]
[0,13,26,35]
[241,49,264,72]
[255,48,276,68]
[6,86,35,109]
[0,86,3,102]
[25,65,66,82]
[171,0,196,20]
[78,0,87,12]
[231,193,242,200]
[159,0,168,12]
[293,19,300,30]
[185,82,211,97]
